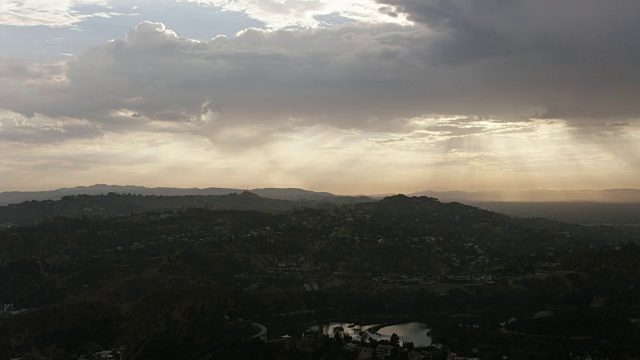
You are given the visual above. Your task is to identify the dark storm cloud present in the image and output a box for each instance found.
[377,0,640,120]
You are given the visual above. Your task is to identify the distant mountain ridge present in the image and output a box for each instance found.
[2,185,639,206]
[410,189,640,203]
[0,191,373,227]
[0,184,359,206]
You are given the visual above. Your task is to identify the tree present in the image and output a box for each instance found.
[333,326,345,344]
[390,333,400,346]
[358,330,369,344]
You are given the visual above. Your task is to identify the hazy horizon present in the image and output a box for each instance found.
[1,1,639,193]
[3,183,640,204]
[4,183,640,196]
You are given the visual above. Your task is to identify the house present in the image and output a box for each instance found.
[408,350,426,360]
[345,343,358,352]
[357,346,375,359]
[376,344,394,358]
[93,350,116,360]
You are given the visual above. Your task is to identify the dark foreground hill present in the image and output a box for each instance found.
[1,195,640,359]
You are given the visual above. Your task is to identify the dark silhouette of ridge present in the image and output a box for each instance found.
[0,185,369,206]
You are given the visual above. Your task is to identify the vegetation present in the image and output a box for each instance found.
[1,194,639,359]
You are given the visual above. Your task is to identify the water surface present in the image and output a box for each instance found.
[309,322,431,347]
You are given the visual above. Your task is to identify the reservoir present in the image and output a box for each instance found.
[309,322,432,347]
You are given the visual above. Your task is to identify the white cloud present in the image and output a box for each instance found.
[0,0,117,27]
[0,109,102,143]
[0,0,406,29]
[0,58,68,83]
[180,0,409,28]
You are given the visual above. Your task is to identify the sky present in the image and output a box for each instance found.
[1,0,639,194]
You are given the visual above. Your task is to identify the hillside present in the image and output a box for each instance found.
[1,195,640,359]
[0,185,366,206]
[0,191,371,227]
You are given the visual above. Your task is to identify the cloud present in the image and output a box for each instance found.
[1,21,438,147]
[377,0,640,120]
[0,58,68,82]
[0,0,122,27]
[2,20,547,141]
[0,0,406,29]
[3,0,640,150]
[2,2,640,193]
[0,110,102,143]
[180,0,409,28]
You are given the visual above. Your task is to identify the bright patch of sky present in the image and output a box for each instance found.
[0,0,404,60]
[1,0,263,60]
[180,0,409,28]
[0,0,110,27]
[1,112,637,193]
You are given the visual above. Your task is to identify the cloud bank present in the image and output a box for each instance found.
[378,0,640,120]
[2,0,639,146]
[1,0,639,192]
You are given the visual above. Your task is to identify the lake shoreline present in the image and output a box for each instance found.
[307,320,432,347]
